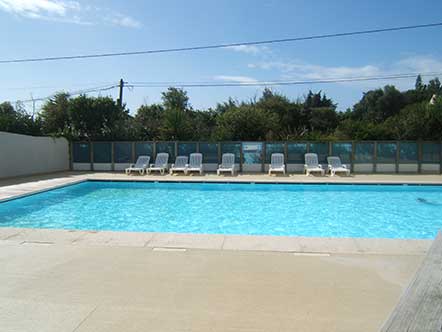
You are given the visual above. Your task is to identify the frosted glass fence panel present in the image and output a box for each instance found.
[114,142,132,171]
[73,142,90,163]
[178,143,197,156]
[135,142,153,159]
[353,142,374,173]
[92,142,111,171]
[242,142,263,172]
[156,142,175,161]
[332,142,352,164]
[309,143,328,164]
[71,141,442,174]
[221,143,241,163]
[265,143,285,163]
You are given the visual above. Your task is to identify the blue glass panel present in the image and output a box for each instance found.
[265,143,285,163]
[332,143,352,163]
[114,142,132,163]
[93,142,111,163]
[156,142,175,161]
[135,143,153,159]
[287,143,307,163]
[242,142,263,164]
[178,143,197,156]
[73,142,90,163]
[354,143,374,163]
[422,143,441,163]
[221,143,241,163]
[309,143,328,163]
[199,143,219,163]
[399,143,417,163]
[377,143,397,163]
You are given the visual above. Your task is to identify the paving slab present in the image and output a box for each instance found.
[5,228,86,245]
[73,230,154,247]
[0,298,95,332]
[0,244,424,332]
[148,232,225,250]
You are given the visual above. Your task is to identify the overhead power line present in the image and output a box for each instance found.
[1,22,442,64]
[127,72,442,88]
[9,71,441,105]
[14,84,118,104]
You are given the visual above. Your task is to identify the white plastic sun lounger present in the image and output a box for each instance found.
[187,153,203,175]
[170,156,188,175]
[327,156,350,176]
[304,153,325,176]
[268,153,286,175]
[217,153,235,176]
[147,153,169,175]
[125,155,150,175]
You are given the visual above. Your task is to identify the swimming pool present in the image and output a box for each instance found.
[0,181,441,239]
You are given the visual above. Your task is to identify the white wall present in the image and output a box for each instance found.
[0,131,70,178]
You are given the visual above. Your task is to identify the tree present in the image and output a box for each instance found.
[134,104,164,140]
[214,103,278,141]
[40,93,70,136]
[161,87,190,112]
[68,95,128,140]
[0,102,41,136]
[415,75,424,91]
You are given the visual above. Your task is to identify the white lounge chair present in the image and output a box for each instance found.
[170,156,188,175]
[217,153,235,176]
[125,155,150,175]
[187,153,203,175]
[268,153,286,175]
[147,153,169,175]
[327,156,351,176]
[304,153,325,176]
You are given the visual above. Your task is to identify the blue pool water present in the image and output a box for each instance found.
[1,181,442,239]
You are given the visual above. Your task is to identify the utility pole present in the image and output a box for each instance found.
[118,78,124,108]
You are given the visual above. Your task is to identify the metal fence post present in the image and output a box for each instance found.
[440,141,442,174]
[417,141,422,174]
[351,141,355,173]
[262,142,266,173]
[111,142,115,172]
[396,141,400,174]
[284,142,288,164]
[90,142,94,171]
[239,142,243,173]
[218,142,222,164]
[131,142,136,163]
[373,142,377,173]
[153,141,157,159]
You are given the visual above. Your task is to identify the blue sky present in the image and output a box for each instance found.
[1,0,442,114]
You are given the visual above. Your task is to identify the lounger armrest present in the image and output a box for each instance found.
[342,164,347,169]
[318,165,323,169]
[129,164,135,168]
[185,164,190,167]
[328,165,332,170]
[171,164,175,168]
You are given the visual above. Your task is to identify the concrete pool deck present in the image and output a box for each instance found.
[0,171,440,331]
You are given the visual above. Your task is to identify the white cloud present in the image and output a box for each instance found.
[106,13,142,29]
[214,75,258,84]
[0,0,79,18]
[395,55,442,73]
[0,0,142,28]
[248,60,382,80]
[247,55,442,88]
[227,45,269,55]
